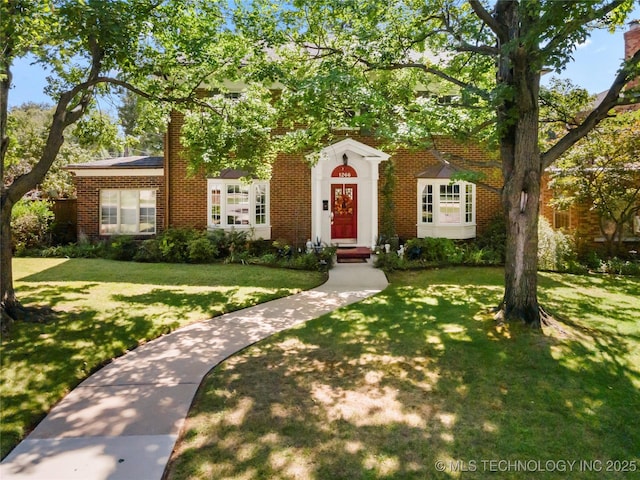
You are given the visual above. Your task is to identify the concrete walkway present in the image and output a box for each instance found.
[0,260,388,480]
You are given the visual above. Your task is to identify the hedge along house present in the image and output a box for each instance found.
[67,107,503,248]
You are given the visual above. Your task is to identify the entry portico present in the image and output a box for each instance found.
[311,138,390,247]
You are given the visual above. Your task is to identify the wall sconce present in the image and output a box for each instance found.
[342,153,349,166]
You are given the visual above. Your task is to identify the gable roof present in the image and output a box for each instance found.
[317,138,390,161]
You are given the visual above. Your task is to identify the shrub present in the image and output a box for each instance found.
[107,236,138,261]
[538,217,576,272]
[460,243,488,265]
[604,257,640,276]
[10,199,54,254]
[226,230,251,263]
[133,239,163,262]
[316,246,336,271]
[188,236,218,263]
[374,251,409,271]
[207,229,230,257]
[158,228,198,263]
[404,237,458,263]
[289,253,320,270]
[247,239,273,257]
[38,240,107,258]
[258,253,278,265]
[475,214,506,264]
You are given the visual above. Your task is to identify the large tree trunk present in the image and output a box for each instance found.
[501,108,542,328]
[495,3,543,329]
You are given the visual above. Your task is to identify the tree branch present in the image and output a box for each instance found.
[428,148,502,194]
[468,0,505,42]
[542,48,640,168]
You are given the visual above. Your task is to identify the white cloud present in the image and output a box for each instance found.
[576,39,592,49]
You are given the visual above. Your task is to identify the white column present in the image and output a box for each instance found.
[368,157,381,248]
[311,163,322,242]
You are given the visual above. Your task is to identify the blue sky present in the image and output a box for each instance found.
[7,7,640,110]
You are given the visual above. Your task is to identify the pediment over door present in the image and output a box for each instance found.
[317,138,390,166]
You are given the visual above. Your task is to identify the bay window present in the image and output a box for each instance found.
[207,179,271,238]
[417,179,476,239]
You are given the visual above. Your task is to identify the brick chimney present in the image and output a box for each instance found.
[624,20,640,94]
[624,20,640,59]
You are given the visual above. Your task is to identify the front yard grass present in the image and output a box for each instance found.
[166,267,640,480]
[0,258,325,459]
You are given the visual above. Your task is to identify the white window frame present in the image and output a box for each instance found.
[417,179,476,239]
[99,189,156,235]
[207,179,271,238]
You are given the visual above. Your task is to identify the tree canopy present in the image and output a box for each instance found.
[2,0,640,328]
[235,0,640,327]
[0,0,277,321]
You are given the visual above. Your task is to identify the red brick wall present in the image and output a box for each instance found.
[165,125,502,245]
[166,111,208,229]
[380,138,502,240]
[74,175,165,241]
[270,153,312,248]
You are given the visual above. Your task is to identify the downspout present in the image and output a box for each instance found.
[164,122,170,230]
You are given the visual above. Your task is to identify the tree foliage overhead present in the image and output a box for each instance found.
[4,103,121,198]
[0,0,279,321]
[237,0,640,328]
[240,0,639,151]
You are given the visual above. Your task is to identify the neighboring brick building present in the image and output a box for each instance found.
[540,20,640,253]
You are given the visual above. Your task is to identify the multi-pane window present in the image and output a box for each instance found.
[210,185,222,225]
[418,181,475,227]
[139,190,156,233]
[99,190,156,235]
[421,185,433,223]
[465,184,474,223]
[439,184,461,224]
[553,209,570,230]
[207,180,269,229]
[255,184,267,225]
[226,184,250,225]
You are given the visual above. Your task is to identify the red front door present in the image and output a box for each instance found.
[331,183,357,240]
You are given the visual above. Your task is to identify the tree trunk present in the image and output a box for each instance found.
[1,196,19,325]
[500,109,542,328]
[495,3,543,329]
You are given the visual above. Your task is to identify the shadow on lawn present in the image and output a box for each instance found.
[111,288,296,319]
[166,270,640,480]
[0,304,165,458]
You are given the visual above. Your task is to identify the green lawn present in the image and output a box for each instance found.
[0,258,325,459]
[166,267,640,480]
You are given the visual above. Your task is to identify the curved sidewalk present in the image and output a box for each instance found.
[0,260,388,480]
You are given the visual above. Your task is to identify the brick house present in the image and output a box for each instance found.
[68,20,639,251]
[67,123,503,248]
